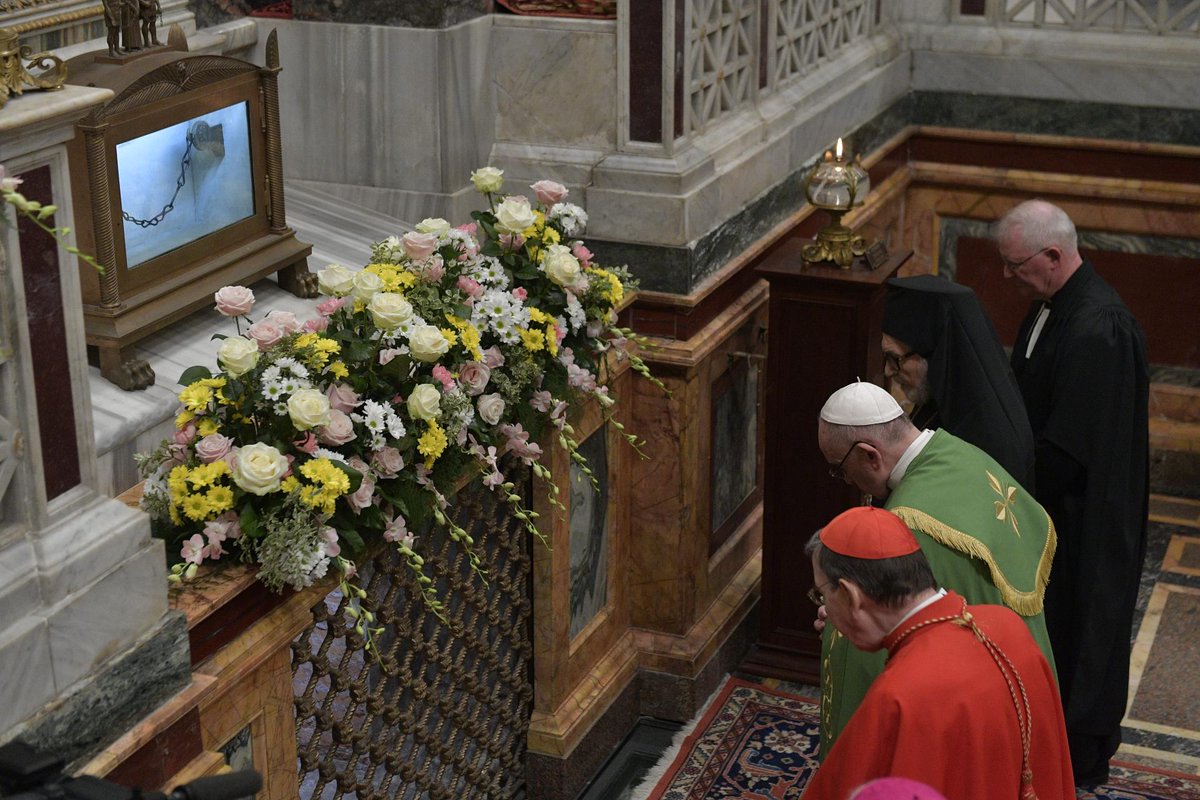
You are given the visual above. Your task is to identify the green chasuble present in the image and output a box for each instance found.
[819,430,1056,757]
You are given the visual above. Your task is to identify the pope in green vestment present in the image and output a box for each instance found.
[819,429,1057,756]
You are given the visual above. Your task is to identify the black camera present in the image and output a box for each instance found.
[0,740,262,800]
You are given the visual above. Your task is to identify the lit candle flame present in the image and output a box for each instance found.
[836,138,844,159]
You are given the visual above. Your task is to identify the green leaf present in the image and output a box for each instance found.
[331,521,366,556]
[239,504,263,539]
[178,365,214,386]
[346,341,375,363]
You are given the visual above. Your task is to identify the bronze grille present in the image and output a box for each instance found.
[292,471,533,798]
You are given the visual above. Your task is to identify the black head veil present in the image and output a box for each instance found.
[883,275,1036,488]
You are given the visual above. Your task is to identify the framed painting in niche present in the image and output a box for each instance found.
[568,424,609,640]
[708,329,765,556]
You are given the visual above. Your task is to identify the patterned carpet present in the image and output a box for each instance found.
[635,678,1200,799]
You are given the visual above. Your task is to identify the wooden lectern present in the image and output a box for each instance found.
[740,239,908,682]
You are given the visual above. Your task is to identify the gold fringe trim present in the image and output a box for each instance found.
[888,506,1056,617]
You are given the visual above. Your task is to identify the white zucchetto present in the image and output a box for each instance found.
[820,381,904,425]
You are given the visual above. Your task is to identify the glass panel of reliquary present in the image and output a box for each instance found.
[569,424,609,639]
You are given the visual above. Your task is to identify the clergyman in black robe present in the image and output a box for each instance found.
[882,274,1036,489]
[994,199,1149,787]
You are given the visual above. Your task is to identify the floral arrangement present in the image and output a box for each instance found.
[137,167,660,630]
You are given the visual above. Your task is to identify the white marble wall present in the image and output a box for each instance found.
[253,17,497,225]
[0,87,172,741]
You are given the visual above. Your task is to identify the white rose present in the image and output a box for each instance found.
[217,335,260,377]
[287,388,332,431]
[318,264,356,297]
[415,217,451,237]
[231,443,288,495]
[407,383,441,421]
[541,244,582,287]
[408,325,450,362]
[476,393,506,426]
[368,292,414,329]
[353,269,385,302]
[494,196,536,234]
[470,166,504,194]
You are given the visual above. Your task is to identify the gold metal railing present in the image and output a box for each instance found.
[292,468,533,799]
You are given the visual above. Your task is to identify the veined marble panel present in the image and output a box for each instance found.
[909,25,1200,111]
[710,358,758,538]
[0,616,56,734]
[255,17,494,199]
[491,16,617,151]
[44,542,168,691]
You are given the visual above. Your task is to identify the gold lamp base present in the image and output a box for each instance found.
[802,212,866,269]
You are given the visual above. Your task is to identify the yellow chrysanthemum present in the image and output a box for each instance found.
[206,485,234,513]
[197,418,220,437]
[528,307,553,325]
[328,361,349,379]
[520,327,545,353]
[168,505,182,525]
[179,383,213,412]
[542,226,561,245]
[459,324,482,361]
[281,475,301,494]
[175,410,196,430]
[200,377,227,389]
[418,421,448,467]
[544,325,559,357]
[189,461,229,489]
[168,465,190,496]
[181,493,210,522]
[440,328,459,348]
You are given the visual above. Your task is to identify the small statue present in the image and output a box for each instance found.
[139,0,161,47]
[121,0,141,51]
[102,0,122,56]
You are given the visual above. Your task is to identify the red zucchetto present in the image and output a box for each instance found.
[820,506,920,559]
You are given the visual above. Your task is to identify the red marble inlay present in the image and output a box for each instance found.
[104,707,203,791]
[15,165,81,499]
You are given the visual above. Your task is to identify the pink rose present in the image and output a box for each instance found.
[482,346,505,369]
[246,319,285,351]
[293,432,318,454]
[371,446,404,478]
[174,422,197,446]
[457,276,484,299]
[456,222,478,236]
[214,285,255,317]
[531,180,568,206]
[498,233,525,251]
[431,364,456,391]
[316,297,346,316]
[264,309,301,334]
[457,361,491,396]
[195,433,234,463]
[303,316,329,333]
[512,287,527,301]
[347,472,376,514]
[571,241,593,266]
[421,255,445,283]
[402,231,439,261]
[317,409,357,446]
[326,383,361,414]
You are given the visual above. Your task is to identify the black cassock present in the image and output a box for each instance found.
[1010,261,1149,782]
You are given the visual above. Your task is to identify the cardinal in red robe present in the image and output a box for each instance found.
[801,506,1074,800]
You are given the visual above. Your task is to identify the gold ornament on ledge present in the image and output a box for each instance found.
[801,137,872,269]
[0,26,67,110]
